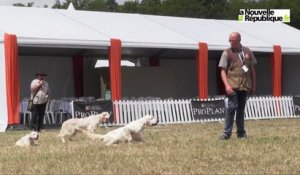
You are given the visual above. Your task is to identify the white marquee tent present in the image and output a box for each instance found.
[1,6,300,131]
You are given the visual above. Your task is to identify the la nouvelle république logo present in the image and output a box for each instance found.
[238,9,290,22]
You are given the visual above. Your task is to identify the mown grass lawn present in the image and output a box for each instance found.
[0,118,300,174]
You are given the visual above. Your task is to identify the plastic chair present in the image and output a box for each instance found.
[44,100,56,124]
[55,100,71,124]
[20,101,32,126]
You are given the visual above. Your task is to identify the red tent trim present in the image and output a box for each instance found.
[197,42,208,99]
[272,45,282,96]
[4,33,20,125]
[109,39,122,101]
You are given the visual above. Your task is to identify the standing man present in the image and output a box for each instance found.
[30,70,50,132]
[218,32,257,140]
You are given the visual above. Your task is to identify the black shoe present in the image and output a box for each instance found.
[237,133,247,139]
[219,134,230,140]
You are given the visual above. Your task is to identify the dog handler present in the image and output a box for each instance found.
[218,32,257,140]
[30,70,50,132]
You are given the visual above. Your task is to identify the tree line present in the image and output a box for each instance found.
[14,0,300,29]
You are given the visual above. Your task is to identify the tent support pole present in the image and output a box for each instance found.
[109,39,122,123]
[272,45,282,96]
[197,42,208,99]
[4,33,20,125]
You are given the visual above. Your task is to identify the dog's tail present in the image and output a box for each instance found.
[57,123,66,138]
[85,132,105,140]
[57,130,64,138]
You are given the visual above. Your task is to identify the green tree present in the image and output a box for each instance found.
[88,0,106,11]
[160,0,208,18]
[52,0,118,12]
[118,1,140,13]
[257,0,300,29]
[53,0,91,10]
[104,0,118,12]
[222,0,249,19]
[13,2,34,7]
[50,0,299,29]
[223,0,300,29]
[52,0,63,8]
[138,0,162,15]
[201,0,228,19]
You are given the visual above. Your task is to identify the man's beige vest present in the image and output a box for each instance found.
[226,46,253,91]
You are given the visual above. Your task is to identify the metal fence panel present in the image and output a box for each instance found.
[112,96,297,126]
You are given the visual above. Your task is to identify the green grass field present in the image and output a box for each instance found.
[1,118,300,174]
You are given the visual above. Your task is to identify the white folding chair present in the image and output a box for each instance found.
[21,101,32,126]
[44,100,56,124]
[55,100,71,124]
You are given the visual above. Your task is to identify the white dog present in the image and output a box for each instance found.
[58,112,110,143]
[15,131,39,147]
[98,115,158,146]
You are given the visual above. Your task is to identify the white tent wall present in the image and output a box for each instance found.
[83,57,101,98]
[158,51,275,97]
[207,57,219,96]
[254,53,273,95]
[122,67,177,98]
[160,59,198,98]
[19,56,75,100]
[118,51,286,99]
[120,57,218,99]
[0,38,8,132]
[16,52,296,102]
[283,55,300,95]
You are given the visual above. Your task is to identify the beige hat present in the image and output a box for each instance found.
[35,70,47,76]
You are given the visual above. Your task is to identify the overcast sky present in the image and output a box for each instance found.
[0,0,128,7]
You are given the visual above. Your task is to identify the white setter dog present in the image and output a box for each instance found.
[98,115,158,146]
[58,112,110,143]
[15,131,39,147]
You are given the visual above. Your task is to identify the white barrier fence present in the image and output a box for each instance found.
[113,96,297,126]
[245,96,295,119]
